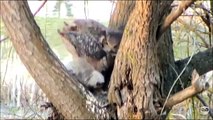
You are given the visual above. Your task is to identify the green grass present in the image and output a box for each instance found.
[34,17,71,59]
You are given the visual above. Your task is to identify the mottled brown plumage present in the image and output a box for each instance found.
[58,19,123,91]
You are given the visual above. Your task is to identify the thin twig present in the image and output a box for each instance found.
[1,46,13,85]
[33,0,47,16]
[176,18,209,48]
[160,39,196,115]
[194,3,213,15]
[169,63,185,89]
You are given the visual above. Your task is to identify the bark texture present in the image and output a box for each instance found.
[108,1,135,31]
[0,1,95,119]
[109,1,176,95]
[108,1,212,118]
[108,1,164,119]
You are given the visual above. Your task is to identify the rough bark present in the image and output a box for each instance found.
[0,1,95,119]
[108,1,135,31]
[108,1,176,96]
[108,1,165,119]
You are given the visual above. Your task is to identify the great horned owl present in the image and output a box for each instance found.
[58,19,123,91]
[57,20,120,119]
[62,19,123,54]
[59,30,109,72]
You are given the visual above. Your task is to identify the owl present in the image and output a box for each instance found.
[58,19,123,91]
[62,19,123,54]
[59,30,109,72]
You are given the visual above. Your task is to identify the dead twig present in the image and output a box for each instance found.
[33,0,47,16]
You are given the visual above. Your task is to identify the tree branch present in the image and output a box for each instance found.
[157,1,194,40]
[175,47,213,86]
[0,1,95,119]
[165,70,209,108]
[108,1,135,31]
[33,0,47,16]
[0,0,47,43]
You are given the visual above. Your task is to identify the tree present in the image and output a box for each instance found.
[1,1,213,119]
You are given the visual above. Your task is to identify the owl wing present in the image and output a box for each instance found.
[66,31,107,60]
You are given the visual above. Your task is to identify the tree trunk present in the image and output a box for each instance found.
[108,0,213,119]
[109,1,176,95]
[108,1,166,119]
[108,1,135,31]
[0,1,95,119]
